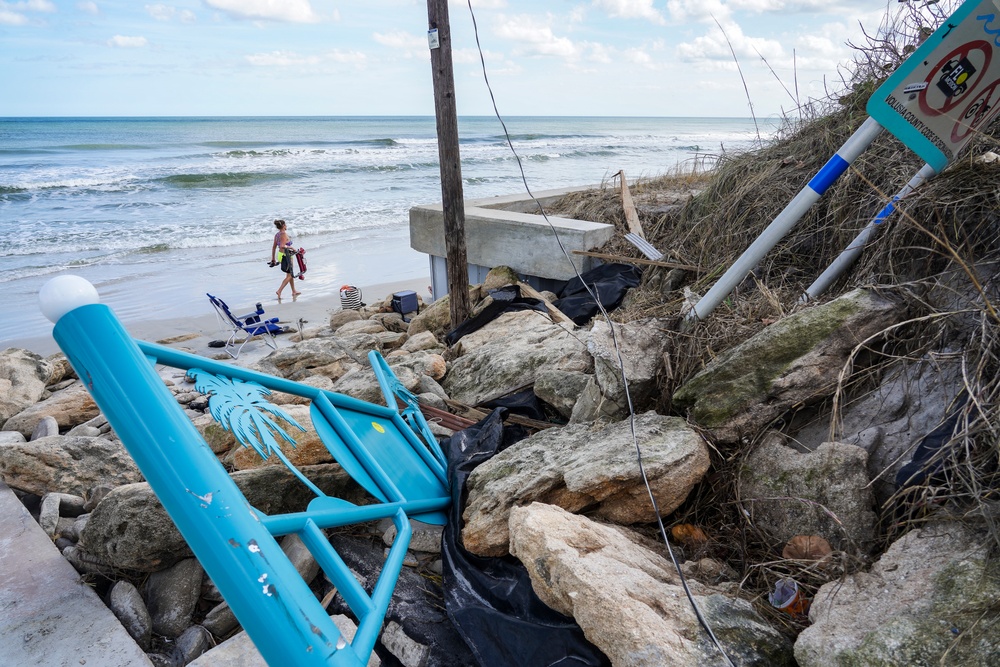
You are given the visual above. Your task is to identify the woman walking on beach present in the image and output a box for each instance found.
[271,219,300,299]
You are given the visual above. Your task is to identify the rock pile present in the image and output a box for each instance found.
[1,269,996,666]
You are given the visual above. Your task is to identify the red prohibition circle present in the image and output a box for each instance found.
[951,77,1000,144]
[918,40,993,117]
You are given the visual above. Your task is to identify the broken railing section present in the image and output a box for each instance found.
[47,283,449,666]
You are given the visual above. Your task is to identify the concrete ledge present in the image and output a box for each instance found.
[409,186,614,282]
[0,480,153,666]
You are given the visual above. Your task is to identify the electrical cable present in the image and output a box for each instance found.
[463,3,737,665]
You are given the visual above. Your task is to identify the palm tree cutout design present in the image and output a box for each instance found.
[191,370,325,497]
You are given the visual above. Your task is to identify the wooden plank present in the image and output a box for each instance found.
[616,170,645,240]
[415,400,479,431]
[443,398,556,431]
[571,249,702,273]
[516,281,576,326]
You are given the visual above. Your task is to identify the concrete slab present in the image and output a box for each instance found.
[0,480,153,667]
[409,186,614,284]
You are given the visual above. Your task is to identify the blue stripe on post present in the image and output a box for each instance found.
[808,154,850,195]
[872,200,896,225]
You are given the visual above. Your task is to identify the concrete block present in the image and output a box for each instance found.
[0,480,153,666]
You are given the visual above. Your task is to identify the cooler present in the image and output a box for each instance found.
[391,290,418,320]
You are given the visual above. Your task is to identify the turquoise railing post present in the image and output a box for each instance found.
[41,279,358,666]
[41,275,452,666]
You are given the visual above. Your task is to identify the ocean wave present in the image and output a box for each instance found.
[220,149,294,158]
[158,172,297,188]
[0,185,28,194]
[59,143,150,151]
[137,243,171,253]
[313,162,438,175]
[342,138,399,147]
[492,133,587,142]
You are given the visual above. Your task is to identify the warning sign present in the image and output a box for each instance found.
[868,0,1000,171]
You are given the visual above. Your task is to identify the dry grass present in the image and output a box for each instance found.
[538,2,1000,636]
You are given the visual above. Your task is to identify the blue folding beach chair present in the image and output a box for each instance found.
[207,293,281,359]
[46,278,451,666]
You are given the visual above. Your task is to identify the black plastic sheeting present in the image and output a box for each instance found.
[552,263,643,325]
[480,389,549,422]
[895,393,969,489]
[445,285,548,346]
[441,410,611,667]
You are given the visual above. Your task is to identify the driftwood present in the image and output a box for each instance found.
[516,281,575,326]
[615,170,645,239]
[443,398,556,431]
[571,249,701,273]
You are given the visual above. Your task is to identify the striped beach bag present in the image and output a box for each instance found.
[339,285,363,310]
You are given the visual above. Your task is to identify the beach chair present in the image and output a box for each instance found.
[207,293,281,359]
[46,279,451,666]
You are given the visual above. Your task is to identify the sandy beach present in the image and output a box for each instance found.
[5,276,430,359]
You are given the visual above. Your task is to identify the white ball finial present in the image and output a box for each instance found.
[39,275,100,323]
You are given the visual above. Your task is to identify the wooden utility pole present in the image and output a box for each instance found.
[426,0,471,327]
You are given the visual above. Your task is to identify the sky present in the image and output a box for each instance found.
[0,1,948,118]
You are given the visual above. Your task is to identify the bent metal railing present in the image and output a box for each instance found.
[47,285,450,666]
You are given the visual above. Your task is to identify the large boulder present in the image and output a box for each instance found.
[534,369,592,419]
[331,363,421,406]
[672,289,902,443]
[791,354,966,505]
[252,338,362,382]
[795,522,1000,666]
[227,403,334,470]
[442,311,592,406]
[80,464,367,571]
[0,435,142,496]
[462,411,709,557]
[581,318,669,420]
[739,435,876,552]
[509,503,794,666]
[0,348,52,423]
[2,381,99,437]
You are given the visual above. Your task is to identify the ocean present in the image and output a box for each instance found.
[0,116,776,347]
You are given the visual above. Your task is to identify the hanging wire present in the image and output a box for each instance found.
[463,3,736,665]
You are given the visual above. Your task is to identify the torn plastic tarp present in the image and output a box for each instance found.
[895,393,968,489]
[445,285,548,346]
[552,263,643,325]
[441,409,610,666]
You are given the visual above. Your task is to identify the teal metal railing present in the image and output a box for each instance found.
[48,291,450,666]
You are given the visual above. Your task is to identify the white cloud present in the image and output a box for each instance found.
[204,0,321,23]
[147,4,173,21]
[623,47,654,66]
[325,49,366,64]
[76,1,98,14]
[593,0,666,25]
[0,10,27,24]
[676,21,783,66]
[0,0,55,25]
[667,0,730,23]
[6,0,55,11]
[494,14,578,58]
[469,0,507,8]
[146,4,197,23]
[107,35,148,48]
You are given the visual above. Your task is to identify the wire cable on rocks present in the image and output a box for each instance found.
[463,3,736,664]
